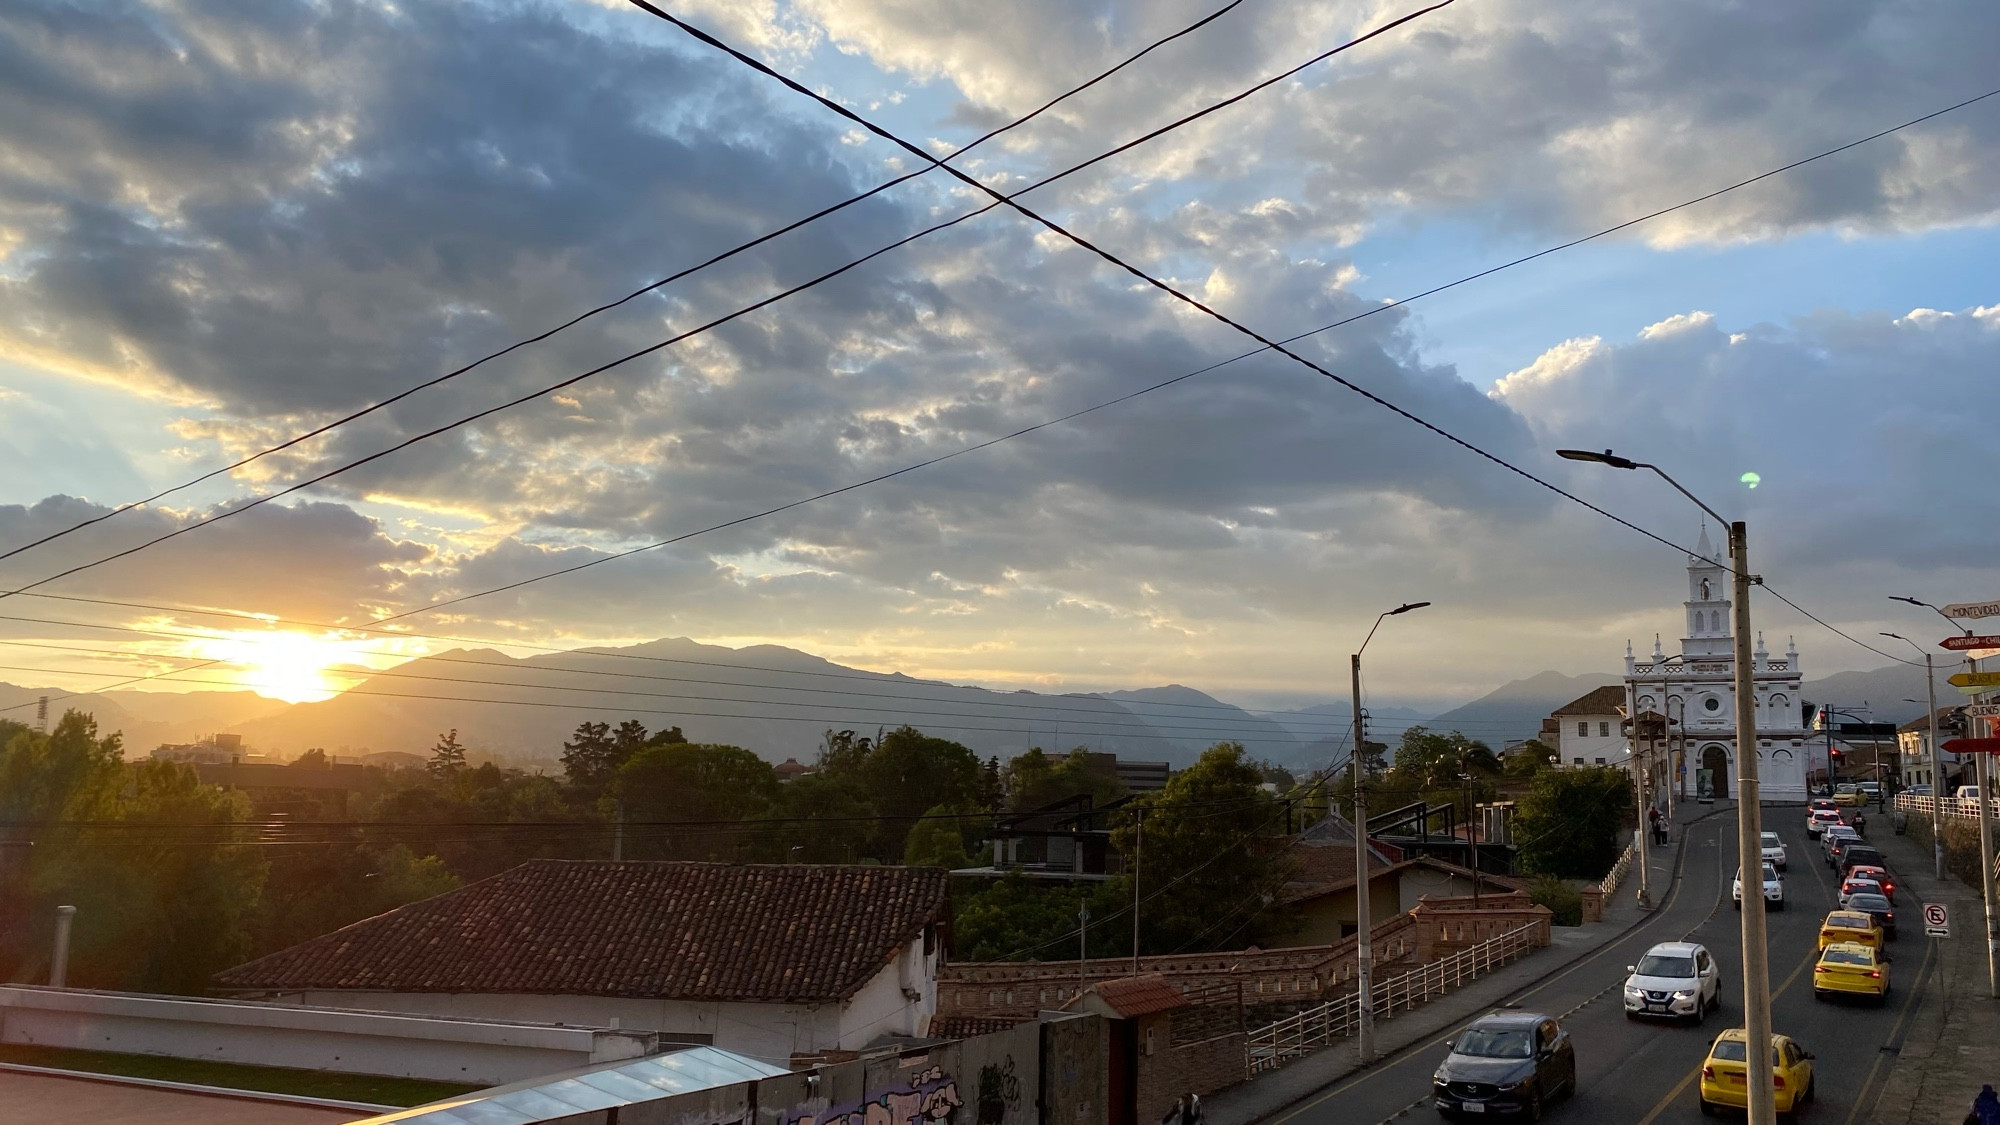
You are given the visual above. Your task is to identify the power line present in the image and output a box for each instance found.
[0,0,1257,570]
[9,86,1978,715]
[0,0,1365,605]
[639,2,1996,678]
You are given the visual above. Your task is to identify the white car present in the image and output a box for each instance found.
[1733,862,1784,910]
[1624,941,1722,1024]
[1822,825,1860,858]
[1806,809,1842,837]
[1760,831,1788,871]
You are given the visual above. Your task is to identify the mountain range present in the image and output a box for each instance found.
[1,637,1932,770]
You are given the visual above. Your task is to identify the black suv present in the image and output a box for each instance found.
[1839,846,1887,879]
[1432,1012,1576,1119]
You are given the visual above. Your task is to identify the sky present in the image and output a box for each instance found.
[0,0,1996,713]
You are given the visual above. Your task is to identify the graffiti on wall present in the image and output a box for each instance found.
[787,1066,963,1125]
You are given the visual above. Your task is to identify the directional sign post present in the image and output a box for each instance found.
[1965,704,2000,721]
[1948,671,2000,690]
[1942,635,2000,651]
[1945,599,2000,621]
[1924,902,1950,938]
[1943,739,2000,755]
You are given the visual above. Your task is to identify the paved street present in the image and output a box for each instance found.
[1261,811,1935,1125]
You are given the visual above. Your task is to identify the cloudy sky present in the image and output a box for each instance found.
[1,0,1996,712]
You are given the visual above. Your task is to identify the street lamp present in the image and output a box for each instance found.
[1351,599,1429,1065]
[1880,631,1945,879]
[1558,448,1775,1125]
[1890,596,1997,998]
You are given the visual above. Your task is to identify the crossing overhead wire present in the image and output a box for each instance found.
[0,0,1459,608]
[0,0,1259,570]
[640,1,2000,674]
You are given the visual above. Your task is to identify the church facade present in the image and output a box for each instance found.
[1623,529,1811,804]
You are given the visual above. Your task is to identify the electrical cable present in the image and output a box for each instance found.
[0,0,1435,605]
[10,86,1982,715]
[0,0,1258,569]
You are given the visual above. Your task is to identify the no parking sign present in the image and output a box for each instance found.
[1924,902,1951,938]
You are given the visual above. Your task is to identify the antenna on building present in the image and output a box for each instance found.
[35,695,48,734]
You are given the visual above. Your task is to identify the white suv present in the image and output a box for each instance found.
[1760,831,1788,871]
[1624,941,1722,1024]
[1806,809,1841,837]
[1733,862,1784,910]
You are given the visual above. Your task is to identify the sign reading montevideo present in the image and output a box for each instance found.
[1944,598,2000,620]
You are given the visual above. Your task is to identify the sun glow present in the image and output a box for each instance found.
[190,631,379,704]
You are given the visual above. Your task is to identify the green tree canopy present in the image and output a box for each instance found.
[1514,766,1633,879]
[1003,747,1124,812]
[616,742,779,859]
[901,805,976,869]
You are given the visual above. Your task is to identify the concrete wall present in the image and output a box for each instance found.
[0,986,654,1086]
[276,936,932,1064]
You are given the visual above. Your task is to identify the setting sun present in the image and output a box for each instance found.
[191,631,373,704]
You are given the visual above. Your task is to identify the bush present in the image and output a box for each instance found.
[1514,767,1631,879]
[1529,876,1584,927]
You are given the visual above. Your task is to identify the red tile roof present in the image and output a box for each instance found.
[1076,974,1187,1018]
[214,860,949,1004]
[1553,685,1628,716]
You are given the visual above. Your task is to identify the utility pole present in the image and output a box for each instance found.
[1131,807,1142,976]
[612,799,625,862]
[50,905,74,988]
[1974,649,1999,998]
[1728,522,1776,1125]
[1349,600,1429,1066]
[1628,683,1652,909]
[1557,451,1773,1125]
[1883,633,1946,879]
[1078,901,1090,996]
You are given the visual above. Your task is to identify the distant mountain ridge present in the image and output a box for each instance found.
[5,637,1926,769]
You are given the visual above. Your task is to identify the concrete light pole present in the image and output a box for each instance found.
[50,905,75,988]
[1351,600,1430,1066]
[1882,631,1945,879]
[1559,449,1774,1125]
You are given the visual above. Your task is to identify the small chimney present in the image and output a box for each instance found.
[51,905,76,987]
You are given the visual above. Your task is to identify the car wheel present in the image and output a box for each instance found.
[1700,1099,1718,1117]
[1813,989,1827,1002]
[1734,899,1742,911]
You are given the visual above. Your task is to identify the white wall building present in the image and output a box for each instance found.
[216,860,949,1065]
[1550,686,1627,766]
[1624,529,1811,804]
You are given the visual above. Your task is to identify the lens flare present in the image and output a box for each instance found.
[1739,472,1761,490]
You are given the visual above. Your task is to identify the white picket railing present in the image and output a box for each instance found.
[1598,839,1637,895]
[1245,923,1542,1074]
[1896,793,2000,820]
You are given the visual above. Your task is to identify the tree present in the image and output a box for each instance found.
[1004,748,1124,812]
[1504,739,1559,778]
[1389,726,1501,792]
[616,743,780,860]
[1514,766,1632,879]
[427,729,467,778]
[561,721,615,788]
[1108,742,1293,954]
[839,726,983,861]
[902,805,975,869]
[950,874,1125,962]
[290,747,329,768]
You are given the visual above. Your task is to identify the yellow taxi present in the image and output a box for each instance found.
[1818,909,1884,952]
[1699,1029,1815,1116]
[1813,942,1889,1004]
[1832,784,1865,806]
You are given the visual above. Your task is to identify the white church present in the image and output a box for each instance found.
[1623,528,1811,804]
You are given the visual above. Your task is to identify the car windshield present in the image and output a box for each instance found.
[1821,948,1873,966]
[1635,954,1695,977]
[1761,833,1781,847]
[1828,916,1870,929]
[1849,895,1892,912]
[1709,1041,1781,1065]
[1454,1027,1535,1059]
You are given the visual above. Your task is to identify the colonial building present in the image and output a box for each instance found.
[1623,528,1811,803]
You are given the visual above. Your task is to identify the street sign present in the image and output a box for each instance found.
[1947,671,2000,689]
[1941,635,2000,650]
[1965,703,2000,720]
[1941,738,2000,754]
[1945,599,2000,620]
[1924,902,1950,938]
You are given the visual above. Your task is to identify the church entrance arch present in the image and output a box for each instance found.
[1700,744,1731,800]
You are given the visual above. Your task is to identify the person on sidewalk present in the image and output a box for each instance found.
[1968,1084,2000,1125]
[1162,1095,1187,1125]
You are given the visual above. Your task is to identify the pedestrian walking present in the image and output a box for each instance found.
[1162,1095,1187,1125]
[1185,1093,1207,1125]
[1969,1084,2000,1125]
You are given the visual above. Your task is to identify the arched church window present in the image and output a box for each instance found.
[1700,578,1710,601]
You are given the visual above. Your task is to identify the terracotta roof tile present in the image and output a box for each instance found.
[1077,975,1187,1018]
[214,860,948,1004]
[1552,685,1628,716]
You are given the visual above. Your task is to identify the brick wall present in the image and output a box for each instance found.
[938,913,1419,1022]
[1137,1029,1247,1125]
[1409,892,1553,962]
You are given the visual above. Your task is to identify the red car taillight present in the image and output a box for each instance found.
[1869,970,1882,978]
[1773,1075,1785,1089]
[1814,965,1829,973]
[1702,1066,1715,1080]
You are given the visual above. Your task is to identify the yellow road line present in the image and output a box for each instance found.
[1263,816,1720,1125]
[1839,938,1936,1125]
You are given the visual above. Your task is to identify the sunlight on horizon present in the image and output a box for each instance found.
[188,631,389,704]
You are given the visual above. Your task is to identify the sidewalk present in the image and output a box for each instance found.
[1864,826,2000,1125]
[1210,806,1706,1125]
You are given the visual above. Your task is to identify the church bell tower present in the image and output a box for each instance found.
[1683,526,1732,659]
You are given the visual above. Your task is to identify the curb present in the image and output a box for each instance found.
[0,1060,400,1114]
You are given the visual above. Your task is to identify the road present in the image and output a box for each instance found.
[1264,811,1937,1125]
